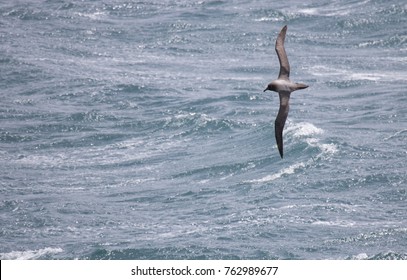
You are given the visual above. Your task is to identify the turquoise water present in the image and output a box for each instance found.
[1,0,406,260]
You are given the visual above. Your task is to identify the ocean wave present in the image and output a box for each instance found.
[297,2,364,17]
[309,64,407,83]
[247,121,338,184]
[0,247,63,260]
[350,252,407,260]
[162,111,240,137]
[84,246,241,260]
[357,35,407,48]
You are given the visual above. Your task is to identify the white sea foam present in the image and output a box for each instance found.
[352,253,369,260]
[249,161,306,183]
[298,7,351,17]
[312,220,356,227]
[254,17,281,22]
[309,65,347,78]
[286,122,324,137]
[297,0,370,17]
[0,247,63,260]
[310,65,407,82]
[75,11,107,20]
[384,129,407,141]
[248,122,338,184]
[288,122,338,156]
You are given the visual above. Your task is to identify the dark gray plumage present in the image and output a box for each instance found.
[264,25,309,158]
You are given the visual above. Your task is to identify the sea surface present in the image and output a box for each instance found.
[1,0,406,260]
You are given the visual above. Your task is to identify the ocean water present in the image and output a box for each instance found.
[1,0,406,260]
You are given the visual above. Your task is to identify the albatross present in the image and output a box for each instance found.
[264,25,309,158]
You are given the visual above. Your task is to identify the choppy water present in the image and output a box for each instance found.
[1,0,406,260]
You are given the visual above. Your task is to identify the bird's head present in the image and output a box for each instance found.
[263,83,277,92]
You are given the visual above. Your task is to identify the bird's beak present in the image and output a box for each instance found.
[263,88,268,92]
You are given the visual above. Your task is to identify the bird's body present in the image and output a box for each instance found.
[264,25,309,158]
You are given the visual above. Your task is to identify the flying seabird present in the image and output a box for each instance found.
[263,25,309,158]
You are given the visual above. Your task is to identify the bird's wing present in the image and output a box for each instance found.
[275,92,290,158]
[275,25,290,80]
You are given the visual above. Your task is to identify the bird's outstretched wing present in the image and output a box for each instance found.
[275,92,290,158]
[275,25,290,80]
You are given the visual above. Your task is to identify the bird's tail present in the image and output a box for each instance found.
[294,83,309,90]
